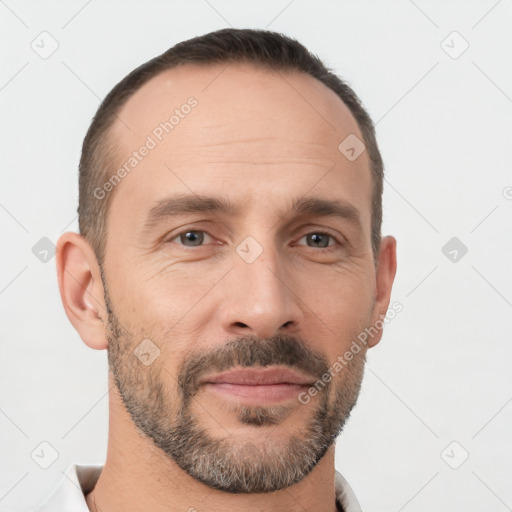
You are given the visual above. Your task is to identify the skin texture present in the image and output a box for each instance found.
[56,62,397,512]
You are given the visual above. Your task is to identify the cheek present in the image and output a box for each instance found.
[118,263,226,351]
[146,264,227,308]
[112,259,211,313]
[302,263,374,317]
[299,267,374,356]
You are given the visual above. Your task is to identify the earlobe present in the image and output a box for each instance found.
[367,235,398,348]
[56,232,109,350]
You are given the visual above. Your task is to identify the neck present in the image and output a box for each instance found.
[86,379,339,512]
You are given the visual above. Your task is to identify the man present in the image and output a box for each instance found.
[37,28,396,511]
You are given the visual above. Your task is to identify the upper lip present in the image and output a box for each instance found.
[201,367,316,386]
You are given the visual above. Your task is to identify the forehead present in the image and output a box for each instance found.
[109,62,366,163]
[105,62,372,232]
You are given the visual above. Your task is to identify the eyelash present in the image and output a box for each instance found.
[166,229,344,252]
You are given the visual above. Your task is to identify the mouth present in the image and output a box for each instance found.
[200,367,316,404]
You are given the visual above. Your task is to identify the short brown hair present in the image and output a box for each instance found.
[78,28,383,267]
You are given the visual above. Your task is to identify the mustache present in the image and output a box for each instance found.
[178,334,330,400]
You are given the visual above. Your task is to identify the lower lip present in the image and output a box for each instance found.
[203,382,309,404]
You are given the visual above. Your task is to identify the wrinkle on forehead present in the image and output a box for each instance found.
[108,62,365,166]
[98,65,376,274]
[102,63,373,247]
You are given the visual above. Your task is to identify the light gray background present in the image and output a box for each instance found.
[1,1,511,511]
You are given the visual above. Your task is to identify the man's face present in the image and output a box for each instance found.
[101,63,377,493]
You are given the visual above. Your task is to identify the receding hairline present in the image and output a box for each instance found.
[101,60,366,191]
[78,34,383,267]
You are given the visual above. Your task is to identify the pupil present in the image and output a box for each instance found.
[310,233,328,248]
[181,231,203,246]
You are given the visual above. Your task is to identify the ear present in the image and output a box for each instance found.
[56,232,108,350]
[367,235,398,348]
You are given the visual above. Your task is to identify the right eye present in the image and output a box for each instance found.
[167,230,214,247]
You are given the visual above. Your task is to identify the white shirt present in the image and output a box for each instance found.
[34,464,362,512]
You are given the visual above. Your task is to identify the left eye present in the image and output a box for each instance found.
[170,230,213,247]
[297,232,337,249]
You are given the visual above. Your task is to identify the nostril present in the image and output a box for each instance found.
[234,322,249,328]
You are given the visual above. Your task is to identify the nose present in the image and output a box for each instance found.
[219,245,303,340]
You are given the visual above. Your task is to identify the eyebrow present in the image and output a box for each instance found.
[290,196,362,229]
[143,194,240,232]
[142,193,362,233]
